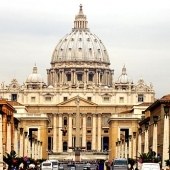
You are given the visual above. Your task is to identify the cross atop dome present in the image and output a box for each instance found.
[73,4,88,30]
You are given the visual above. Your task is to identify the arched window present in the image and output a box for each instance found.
[87,142,91,150]
[63,142,67,152]
[87,117,91,127]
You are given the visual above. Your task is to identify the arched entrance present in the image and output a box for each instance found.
[63,142,68,152]
[87,141,91,150]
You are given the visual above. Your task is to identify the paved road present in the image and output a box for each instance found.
[60,163,97,170]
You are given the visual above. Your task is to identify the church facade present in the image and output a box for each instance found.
[0,5,155,160]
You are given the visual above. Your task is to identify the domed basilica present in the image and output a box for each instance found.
[0,5,155,160]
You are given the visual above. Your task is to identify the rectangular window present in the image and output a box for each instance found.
[104,130,108,133]
[77,74,82,81]
[11,94,17,101]
[31,97,36,102]
[88,74,93,81]
[87,130,91,133]
[63,97,67,101]
[104,97,109,101]
[119,97,124,103]
[67,74,71,81]
[45,97,51,101]
[138,94,144,102]
[87,97,91,101]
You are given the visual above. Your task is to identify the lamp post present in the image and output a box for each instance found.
[153,115,158,156]
[162,105,170,168]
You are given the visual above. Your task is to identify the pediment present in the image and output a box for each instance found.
[57,96,97,107]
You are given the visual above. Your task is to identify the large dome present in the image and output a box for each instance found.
[51,4,110,64]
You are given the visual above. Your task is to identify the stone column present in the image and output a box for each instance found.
[125,140,127,158]
[32,139,35,159]
[6,120,11,153]
[19,127,24,157]
[58,114,63,152]
[24,132,28,156]
[92,114,96,150]
[14,126,18,156]
[162,112,169,168]
[34,140,37,159]
[97,114,101,151]
[53,114,57,152]
[132,132,137,159]
[0,113,3,170]
[38,141,40,159]
[129,135,132,158]
[68,113,72,152]
[153,116,158,156]
[138,128,142,169]
[40,142,43,159]
[115,142,118,158]
[144,127,149,153]
[27,137,31,158]
[118,141,121,158]
[121,139,124,157]
[82,113,86,148]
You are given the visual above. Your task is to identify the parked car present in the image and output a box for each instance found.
[59,165,64,170]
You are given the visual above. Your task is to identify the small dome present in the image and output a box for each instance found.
[116,66,133,84]
[48,85,54,89]
[26,66,44,83]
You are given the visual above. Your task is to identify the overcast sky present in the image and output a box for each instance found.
[0,0,170,99]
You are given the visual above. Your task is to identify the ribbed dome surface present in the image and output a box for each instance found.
[116,66,133,84]
[26,66,44,83]
[51,4,110,64]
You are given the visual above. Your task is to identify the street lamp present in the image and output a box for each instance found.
[138,127,142,134]
[164,105,169,118]
[133,132,137,138]
[20,127,24,135]
[129,135,132,141]
[153,115,158,125]
[145,122,149,131]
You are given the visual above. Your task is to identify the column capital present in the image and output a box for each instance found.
[98,113,102,117]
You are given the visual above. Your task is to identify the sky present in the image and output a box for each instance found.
[0,0,170,99]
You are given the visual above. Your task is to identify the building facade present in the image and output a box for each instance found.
[0,5,155,160]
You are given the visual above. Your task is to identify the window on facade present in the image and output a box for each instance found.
[87,117,91,127]
[103,97,110,102]
[138,94,144,102]
[45,97,51,101]
[67,74,71,81]
[88,74,93,81]
[64,117,67,126]
[31,97,36,102]
[63,97,67,101]
[87,97,91,101]
[104,116,109,126]
[77,74,82,81]
[87,130,91,133]
[104,130,108,133]
[11,94,17,101]
[119,97,124,103]
[100,75,103,83]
